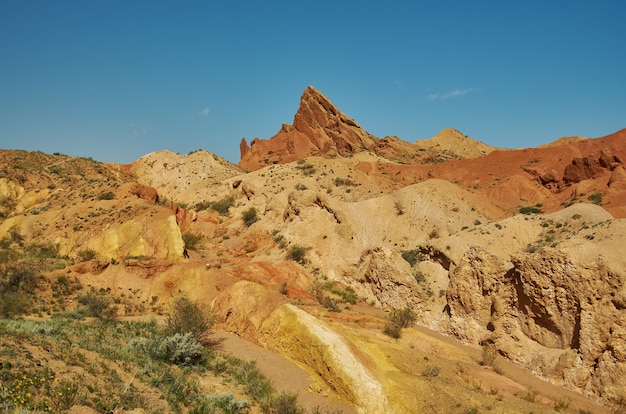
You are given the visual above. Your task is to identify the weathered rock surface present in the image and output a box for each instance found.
[240,86,377,170]
[445,218,626,404]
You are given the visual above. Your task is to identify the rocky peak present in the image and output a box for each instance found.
[239,86,377,170]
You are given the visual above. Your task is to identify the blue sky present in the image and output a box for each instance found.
[1,1,625,164]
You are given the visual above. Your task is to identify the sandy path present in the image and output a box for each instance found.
[214,331,357,413]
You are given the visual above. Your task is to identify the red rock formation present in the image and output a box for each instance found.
[240,86,377,170]
[563,149,622,184]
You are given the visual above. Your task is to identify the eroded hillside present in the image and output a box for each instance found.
[1,87,625,413]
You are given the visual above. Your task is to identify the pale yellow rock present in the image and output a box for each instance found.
[259,304,389,414]
[0,177,24,200]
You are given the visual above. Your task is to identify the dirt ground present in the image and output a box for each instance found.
[213,331,357,413]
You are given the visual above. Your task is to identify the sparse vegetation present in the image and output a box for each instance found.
[286,245,309,265]
[518,205,542,215]
[394,201,404,215]
[295,161,316,176]
[98,191,115,200]
[333,177,355,187]
[182,232,204,251]
[422,365,441,378]
[587,192,603,205]
[77,288,114,319]
[209,195,236,216]
[242,207,259,226]
[481,344,497,367]
[76,248,97,262]
[383,307,416,339]
[401,249,425,267]
[0,316,320,414]
[166,295,216,343]
[310,279,357,312]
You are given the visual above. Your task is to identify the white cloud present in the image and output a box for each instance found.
[428,87,481,101]
[199,106,210,117]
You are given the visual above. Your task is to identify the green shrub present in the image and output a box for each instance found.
[26,242,60,260]
[210,196,235,216]
[295,163,315,176]
[273,391,305,414]
[227,359,273,410]
[588,192,603,205]
[182,232,204,251]
[401,249,424,267]
[0,292,31,317]
[334,177,355,187]
[98,191,115,200]
[383,307,416,339]
[77,248,97,262]
[190,392,248,414]
[518,205,542,215]
[481,344,497,367]
[166,296,216,343]
[286,245,309,265]
[414,272,426,284]
[242,207,259,227]
[77,289,113,319]
[131,333,204,366]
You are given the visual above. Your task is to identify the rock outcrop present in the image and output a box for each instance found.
[446,244,626,404]
[240,86,378,170]
[562,149,623,185]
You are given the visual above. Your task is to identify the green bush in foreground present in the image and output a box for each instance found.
[166,295,216,343]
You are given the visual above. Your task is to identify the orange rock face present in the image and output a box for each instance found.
[240,86,377,170]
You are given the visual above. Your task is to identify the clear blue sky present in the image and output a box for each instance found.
[1,1,624,164]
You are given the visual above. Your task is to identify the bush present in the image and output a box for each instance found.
[334,177,355,187]
[481,344,497,367]
[588,192,603,205]
[401,249,424,267]
[242,207,259,227]
[182,232,204,251]
[383,307,416,339]
[0,292,31,317]
[77,248,97,262]
[518,205,542,215]
[131,333,204,366]
[190,392,248,414]
[295,163,315,176]
[166,296,216,343]
[98,191,115,200]
[77,289,113,319]
[273,391,305,414]
[210,196,235,216]
[227,359,273,410]
[286,245,309,265]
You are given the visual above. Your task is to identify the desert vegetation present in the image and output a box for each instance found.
[0,293,330,413]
